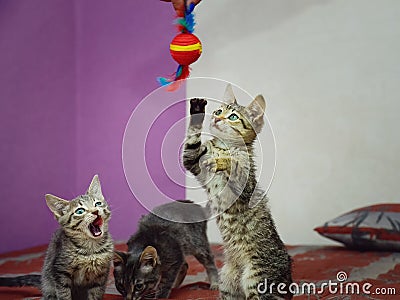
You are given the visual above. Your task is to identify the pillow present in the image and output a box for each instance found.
[314,203,400,251]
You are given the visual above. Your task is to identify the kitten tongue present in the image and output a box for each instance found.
[89,216,103,237]
[93,216,103,226]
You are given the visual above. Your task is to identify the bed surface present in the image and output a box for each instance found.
[1,242,399,299]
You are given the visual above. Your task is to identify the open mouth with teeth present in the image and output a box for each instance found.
[89,215,103,237]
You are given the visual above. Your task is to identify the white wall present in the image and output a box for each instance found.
[187,0,400,245]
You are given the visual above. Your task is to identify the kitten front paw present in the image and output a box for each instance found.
[209,282,219,290]
[200,157,217,173]
[190,98,207,115]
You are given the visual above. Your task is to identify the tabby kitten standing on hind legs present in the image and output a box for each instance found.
[183,85,292,300]
[0,175,114,300]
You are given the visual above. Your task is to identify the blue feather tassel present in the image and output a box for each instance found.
[184,3,195,33]
[157,77,171,86]
[157,65,184,86]
[173,1,196,33]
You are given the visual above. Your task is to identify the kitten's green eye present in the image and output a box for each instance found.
[228,113,239,121]
[135,283,144,291]
[95,201,102,207]
[214,109,222,116]
[75,208,85,215]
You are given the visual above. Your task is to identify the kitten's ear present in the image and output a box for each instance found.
[223,83,237,105]
[246,95,266,133]
[113,251,127,267]
[139,246,159,270]
[87,174,103,198]
[45,194,69,218]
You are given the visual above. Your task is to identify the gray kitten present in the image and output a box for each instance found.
[183,85,292,300]
[41,174,113,299]
[0,175,113,299]
[113,200,219,300]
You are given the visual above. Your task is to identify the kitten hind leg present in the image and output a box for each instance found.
[173,261,188,288]
[193,245,219,290]
[242,263,264,300]
[219,262,245,299]
[241,264,287,300]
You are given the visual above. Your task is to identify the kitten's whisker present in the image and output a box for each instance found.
[107,202,124,213]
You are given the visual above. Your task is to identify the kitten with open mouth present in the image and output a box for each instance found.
[0,175,114,299]
[89,214,104,237]
[41,174,113,299]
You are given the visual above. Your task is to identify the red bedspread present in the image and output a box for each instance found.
[1,243,399,299]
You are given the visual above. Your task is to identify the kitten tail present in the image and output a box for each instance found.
[0,274,41,287]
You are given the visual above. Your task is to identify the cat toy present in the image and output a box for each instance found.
[157,1,202,90]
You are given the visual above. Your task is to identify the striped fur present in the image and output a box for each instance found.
[40,175,113,300]
[113,201,219,300]
[183,85,292,300]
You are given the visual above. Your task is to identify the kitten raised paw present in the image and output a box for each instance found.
[190,98,207,114]
[200,157,217,173]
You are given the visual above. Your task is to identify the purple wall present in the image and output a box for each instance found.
[0,0,186,253]
[0,0,76,253]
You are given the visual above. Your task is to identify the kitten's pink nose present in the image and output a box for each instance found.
[92,210,98,216]
[214,117,222,123]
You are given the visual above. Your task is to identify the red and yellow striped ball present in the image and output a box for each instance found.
[170,33,202,66]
